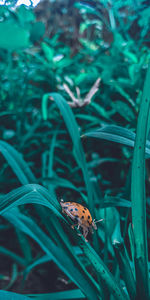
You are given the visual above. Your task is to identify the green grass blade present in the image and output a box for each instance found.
[15,229,32,264]
[131,63,150,298]
[4,211,100,300]
[78,239,129,300]
[42,93,102,255]
[0,140,36,184]
[0,184,60,216]
[113,242,136,300]
[4,264,18,291]
[43,175,82,193]
[0,290,30,300]
[83,125,150,158]
[28,289,85,299]
[0,141,36,263]
[0,246,26,266]
[103,196,131,208]
[42,93,93,210]
[23,255,53,280]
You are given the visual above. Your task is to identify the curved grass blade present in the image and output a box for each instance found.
[131,63,150,298]
[28,289,85,299]
[42,93,93,210]
[103,196,131,208]
[0,246,25,266]
[0,290,30,300]
[0,140,36,184]
[4,264,18,291]
[42,93,102,256]
[78,238,129,300]
[1,185,128,300]
[113,242,136,300]
[23,255,53,280]
[0,140,36,263]
[83,125,150,158]
[43,175,82,193]
[4,211,101,300]
[15,229,32,265]
[0,184,60,216]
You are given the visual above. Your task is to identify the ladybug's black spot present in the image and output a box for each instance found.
[84,207,87,210]
[70,209,73,212]
[81,216,84,219]
[88,215,90,219]
[82,210,85,213]
[75,208,78,211]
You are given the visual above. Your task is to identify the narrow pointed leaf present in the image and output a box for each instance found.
[131,63,150,298]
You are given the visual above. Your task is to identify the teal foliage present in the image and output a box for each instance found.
[0,0,150,299]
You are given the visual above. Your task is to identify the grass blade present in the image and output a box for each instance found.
[0,290,30,300]
[0,140,36,184]
[0,246,25,266]
[28,289,85,299]
[113,242,136,300]
[4,211,101,300]
[23,255,53,280]
[0,184,60,216]
[131,63,150,298]
[83,125,150,158]
[78,239,129,300]
[42,93,93,211]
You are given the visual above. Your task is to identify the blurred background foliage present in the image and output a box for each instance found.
[0,0,150,299]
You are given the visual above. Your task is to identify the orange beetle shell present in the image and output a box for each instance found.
[60,201,97,241]
[60,202,92,226]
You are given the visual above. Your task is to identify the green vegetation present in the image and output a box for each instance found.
[0,0,150,299]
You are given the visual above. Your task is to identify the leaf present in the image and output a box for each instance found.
[0,140,35,263]
[0,140,36,184]
[42,42,54,62]
[74,2,99,16]
[79,239,128,300]
[0,184,60,216]
[0,290,30,299]
[99,208,122,244]
[28,289,85,299]
[0,246,25,266]
[17,5,35,24]
[102,196,131,208]
[4,211,100,300]
[131,62,150,298]
[111,101,135,121]
[30,22,45,42]
[83,125,150,158]
[23,255,53,280]
[4,264,18,291]
[113,242,136,300]
[0,20,29,50]
[43,175,81,193]
[42,93,94,214]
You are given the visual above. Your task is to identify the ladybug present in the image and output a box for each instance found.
[60,200,103,242]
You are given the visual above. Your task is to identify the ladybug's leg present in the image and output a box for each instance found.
[71,224,81,231]
[71,224,78,229]
[83,227,89,242]
[89,226,94,234]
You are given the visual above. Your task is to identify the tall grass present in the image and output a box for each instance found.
[0,1,150,299]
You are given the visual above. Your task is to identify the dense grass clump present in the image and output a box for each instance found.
[0,1,150,299]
